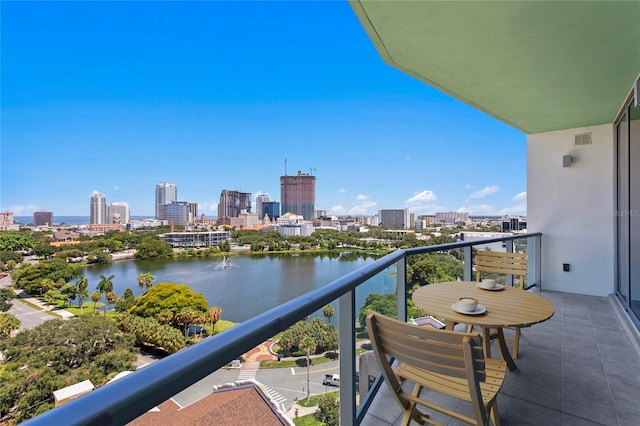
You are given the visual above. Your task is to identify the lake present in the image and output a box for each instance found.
[83,253,397,323]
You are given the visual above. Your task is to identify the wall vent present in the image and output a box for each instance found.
[575,132,592,145]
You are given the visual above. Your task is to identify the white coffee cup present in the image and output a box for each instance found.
[481,279,497,289]
[458,297,478,312]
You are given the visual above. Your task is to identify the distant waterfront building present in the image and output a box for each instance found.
[0,212,14,231]
[107,202,130,224]
[255,194,269,219]
[33,211,54,227]
[90,193,107,224]
[164,201,198,226]
[276,212,315,237]
[435,211,470,224]
[218,190,252,218]
[263,201,280,221]
[502,216,527,232]
[160,231,230,248]
[280,170,316,220]
[156,182,177,220]
[378,209,410,229]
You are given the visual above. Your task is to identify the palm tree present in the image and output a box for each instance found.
[136,273,155,292]
[299,335,317,401]
[322,304,334,324]
[97,274,114,317]
[75,276,89,315]
[90,291,101,313]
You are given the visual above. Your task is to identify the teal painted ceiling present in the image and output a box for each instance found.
[350,1,640,134]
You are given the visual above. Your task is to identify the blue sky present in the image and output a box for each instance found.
[1,1,526,218]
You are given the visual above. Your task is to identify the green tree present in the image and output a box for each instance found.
[134,237,173,260]
[91,291,102,313]
[75,276,89,315]
[315,394,339,426]
[115,288,136,312]
[43,289,65,309]
[299,335,317,401]
[322,304,335,324]
[0,230,37,251]
[59,283,77,308]
[97,274,114,317]
[32,243,55,259]
[11,258,80,294]
[0,316,136,423]
[358,293,424,330]
[86,249,113,265]
[219,240,231,252]
[0,313,20,338]
[128,282,209,320]
[0,288,15,312]
[136,272,155,291]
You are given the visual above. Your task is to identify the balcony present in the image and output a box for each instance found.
[22,234,640,426]
[362,288,640,426]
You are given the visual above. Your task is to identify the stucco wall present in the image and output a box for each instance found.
[527,124,615,296]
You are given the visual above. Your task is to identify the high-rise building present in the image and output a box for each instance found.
[107,202,131,224]
[156,182,177,220]
[33,211,54,226]
[263,201,280,220]
[90,193,107,224]
[280,170,316,220]
[218,190,251,218]
[378,209,411,229]
[0,212,14,231]
[255,194,270,219]
[164,201,197,226]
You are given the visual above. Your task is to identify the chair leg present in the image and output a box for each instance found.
[489,400,501,426]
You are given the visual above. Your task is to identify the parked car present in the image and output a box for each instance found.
[322,374,340,387]
[0,273,8,278]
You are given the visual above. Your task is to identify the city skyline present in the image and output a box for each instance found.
[1,2,526,218]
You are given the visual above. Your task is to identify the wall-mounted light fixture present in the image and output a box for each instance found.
[563,155,573,167]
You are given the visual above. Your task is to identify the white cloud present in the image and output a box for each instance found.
[330,205,346,214]
[339,188,346,193]
[113,185,120,190]
[198,201,219,212]
[405,190,437,205]
[348,206,368,215]
[499,203,527,215]
[356,194,368,201]
[513,191,527,201]
[465,184,472,190]
[460,204,494,214]
[470,185,499,199]
[8,204,40,215]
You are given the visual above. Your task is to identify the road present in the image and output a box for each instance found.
[170,359,341,414]
[1,275,57,331]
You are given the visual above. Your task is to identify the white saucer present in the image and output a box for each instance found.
[451,302,487,315]
[476,283,504,291]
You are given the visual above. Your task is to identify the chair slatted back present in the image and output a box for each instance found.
[366,310,486,381]
[475,250,527,286]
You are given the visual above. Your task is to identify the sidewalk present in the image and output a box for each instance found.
[13,287,75,319]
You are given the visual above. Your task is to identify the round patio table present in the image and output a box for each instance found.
[412,281,554,371]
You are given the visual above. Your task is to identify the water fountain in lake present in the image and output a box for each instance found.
[213,256,238,270]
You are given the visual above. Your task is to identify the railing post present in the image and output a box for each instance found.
[339,289,356,426]
[396,256,407,321]
[463,246,473,281]
[505,239,514,287]
[527,234,542,288]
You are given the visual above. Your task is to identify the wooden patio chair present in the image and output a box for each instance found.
[474,250,528,358]
[366,310,506,426]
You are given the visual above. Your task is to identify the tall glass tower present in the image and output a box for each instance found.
[90,193,107,224]
[156,182,177,220]
[280,171,316,220]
